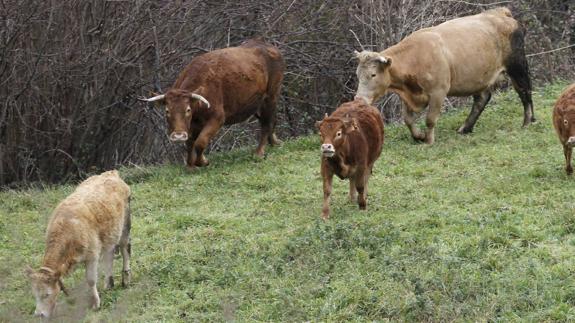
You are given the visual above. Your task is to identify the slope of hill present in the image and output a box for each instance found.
[1,82,574,321]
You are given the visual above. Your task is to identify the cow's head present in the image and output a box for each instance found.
[316,113,358,158]
[560,114,575,147]
[353,50,392,105]
[25,266,66,319]
[140,88,210,142]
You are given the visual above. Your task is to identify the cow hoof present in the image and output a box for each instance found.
[412,134,425,142]
[105,276,114,289]
[186,165,198,172]
[195,158,209,167]
[255,150,265,158]
[91,295,101,310]
[122,270,131,287]
[457,126,472,134]
[566,167,573,175]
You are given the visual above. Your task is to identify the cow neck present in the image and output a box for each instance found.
[386,62,405,92]
[336,135,353,162]
[41,238,77,278]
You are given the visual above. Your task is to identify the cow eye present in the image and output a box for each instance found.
[186,106,192,114]
[564,119,569,126]
[371,74,376,78]
[336,130,342,137]
[165,107,169,114]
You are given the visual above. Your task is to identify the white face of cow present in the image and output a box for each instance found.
[26,268,61,319]
[354,51,392,105]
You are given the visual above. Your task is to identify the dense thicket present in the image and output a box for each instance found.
[1,0,573,186]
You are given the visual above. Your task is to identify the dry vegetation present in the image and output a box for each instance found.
[1,0,574,186]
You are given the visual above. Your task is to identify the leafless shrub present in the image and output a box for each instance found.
[1,0,573,186]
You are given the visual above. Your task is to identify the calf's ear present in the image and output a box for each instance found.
[342,118,358,132]
[24,266,35,279]
[315,120,322,130]
[377,56,392,67]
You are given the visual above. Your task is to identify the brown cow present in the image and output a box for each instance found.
[552,83,575,175]
[354,7,534,144]
[26,170,131,319]
[316,99,384,219]
[141,38,284,170]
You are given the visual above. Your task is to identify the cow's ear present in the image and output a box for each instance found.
[352,50,361,60]
[342,118,358,133]
[377,56,392,67]
[24,266,35,279]
[315,120,322,130]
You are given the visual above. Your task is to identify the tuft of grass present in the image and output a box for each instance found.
[1,81,575,321]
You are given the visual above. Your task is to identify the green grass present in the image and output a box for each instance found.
[1,82,575,321]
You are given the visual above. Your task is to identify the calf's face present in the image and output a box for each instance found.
[26,268,62,319]
[354,51,392,105]
[316,116,357,157]
[560,116,575,146]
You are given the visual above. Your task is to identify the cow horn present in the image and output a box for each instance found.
[190,93,210,108]
[139,94,165,102]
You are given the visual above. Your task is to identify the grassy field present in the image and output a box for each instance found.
[1,82,575,322]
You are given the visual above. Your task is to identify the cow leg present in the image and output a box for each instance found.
[457,90,492,134]
[356,172,368,210]
[120,200,131,287]
[403,103,425,142]
[102,246,115,289]
[349,177,357,203]
[506,28,535,126]
[424,95,444,144]
[321,164,334,220]
[86,258,100,310]
[564,145,573,175]
[256,112,272,157]
[187,119,222,170]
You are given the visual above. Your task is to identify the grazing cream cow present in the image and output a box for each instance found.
[354,7,534,144]
[552,83,575,175]
[316,99,384,219]
[26,170,131,319]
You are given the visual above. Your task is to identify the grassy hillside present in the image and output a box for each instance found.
[1,82,575,322]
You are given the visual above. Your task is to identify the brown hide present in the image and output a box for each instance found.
[552,83,575,174]
[317,99,384,219]
[156,38,284,169]
[355,7,534,144]
[27,170,131,318]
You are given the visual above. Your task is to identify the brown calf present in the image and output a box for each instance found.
[553,83,575,175]
[26,170,131,319]
[141,37,284,170]
[354,7,534,144]
[316,99,384,219]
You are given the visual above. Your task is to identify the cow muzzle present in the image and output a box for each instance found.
[170,132,188,142]
[321,144,335,157]
[567,137,575,146]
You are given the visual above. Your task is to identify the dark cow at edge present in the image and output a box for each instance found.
[316,99,384,220]
[354,7,534,144]
[141,38,284,170]
[552,83,575,175]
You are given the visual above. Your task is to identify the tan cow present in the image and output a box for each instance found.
[316,99,384,219]
[354,7,534,144]
[141,37,284,170]
[26,170,131,319]
[552,83,575,175]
